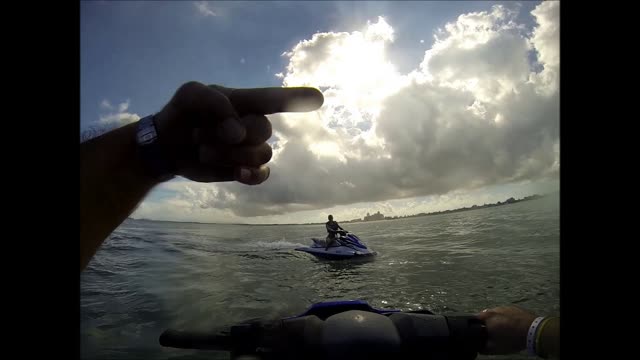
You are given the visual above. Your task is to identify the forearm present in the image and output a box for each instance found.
[80,122,162,270]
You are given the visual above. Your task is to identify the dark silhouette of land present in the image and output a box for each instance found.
[340,194,544,224]
[128,194,547,226]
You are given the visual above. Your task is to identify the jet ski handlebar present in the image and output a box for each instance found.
[159,300,487,360]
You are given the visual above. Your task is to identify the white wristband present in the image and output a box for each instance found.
[527,316,545,356]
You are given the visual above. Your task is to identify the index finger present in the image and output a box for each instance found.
[210,85,324,115]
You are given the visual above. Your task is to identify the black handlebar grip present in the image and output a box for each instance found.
[159,329,231,350]
[445,315,488,359]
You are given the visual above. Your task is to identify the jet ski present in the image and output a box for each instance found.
[159,299,487,360]
[294,231,376,259]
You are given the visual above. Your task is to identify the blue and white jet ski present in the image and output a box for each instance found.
[295,231,376,259]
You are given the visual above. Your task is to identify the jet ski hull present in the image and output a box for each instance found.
[295,246,377,260]
[295,235,376,260]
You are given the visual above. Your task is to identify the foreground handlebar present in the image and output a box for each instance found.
[160,305,486,360]
[159,329,232,350]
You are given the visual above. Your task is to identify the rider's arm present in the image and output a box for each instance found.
[80,123,163,271]
[477,306,559,358]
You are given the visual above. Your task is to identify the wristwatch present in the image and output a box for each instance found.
[136,114,175,181]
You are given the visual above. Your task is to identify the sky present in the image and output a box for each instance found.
[81,1,559,224]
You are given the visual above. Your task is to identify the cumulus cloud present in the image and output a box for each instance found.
[194,1,216,17]
[81,99,140,142]
[528,1,559,95]
[100,99,113,110]
[98,99,140,126]
[144,2,559,220]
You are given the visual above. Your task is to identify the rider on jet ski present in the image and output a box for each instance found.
[325,215,345,250]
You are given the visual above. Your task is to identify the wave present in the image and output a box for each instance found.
[249,240,307,249]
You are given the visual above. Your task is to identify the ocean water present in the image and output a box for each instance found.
[81,194,559,359]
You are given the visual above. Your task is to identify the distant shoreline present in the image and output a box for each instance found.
[128,193,552,226]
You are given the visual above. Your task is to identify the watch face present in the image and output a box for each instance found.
[138,130,155,144]
[137,120,157,145]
